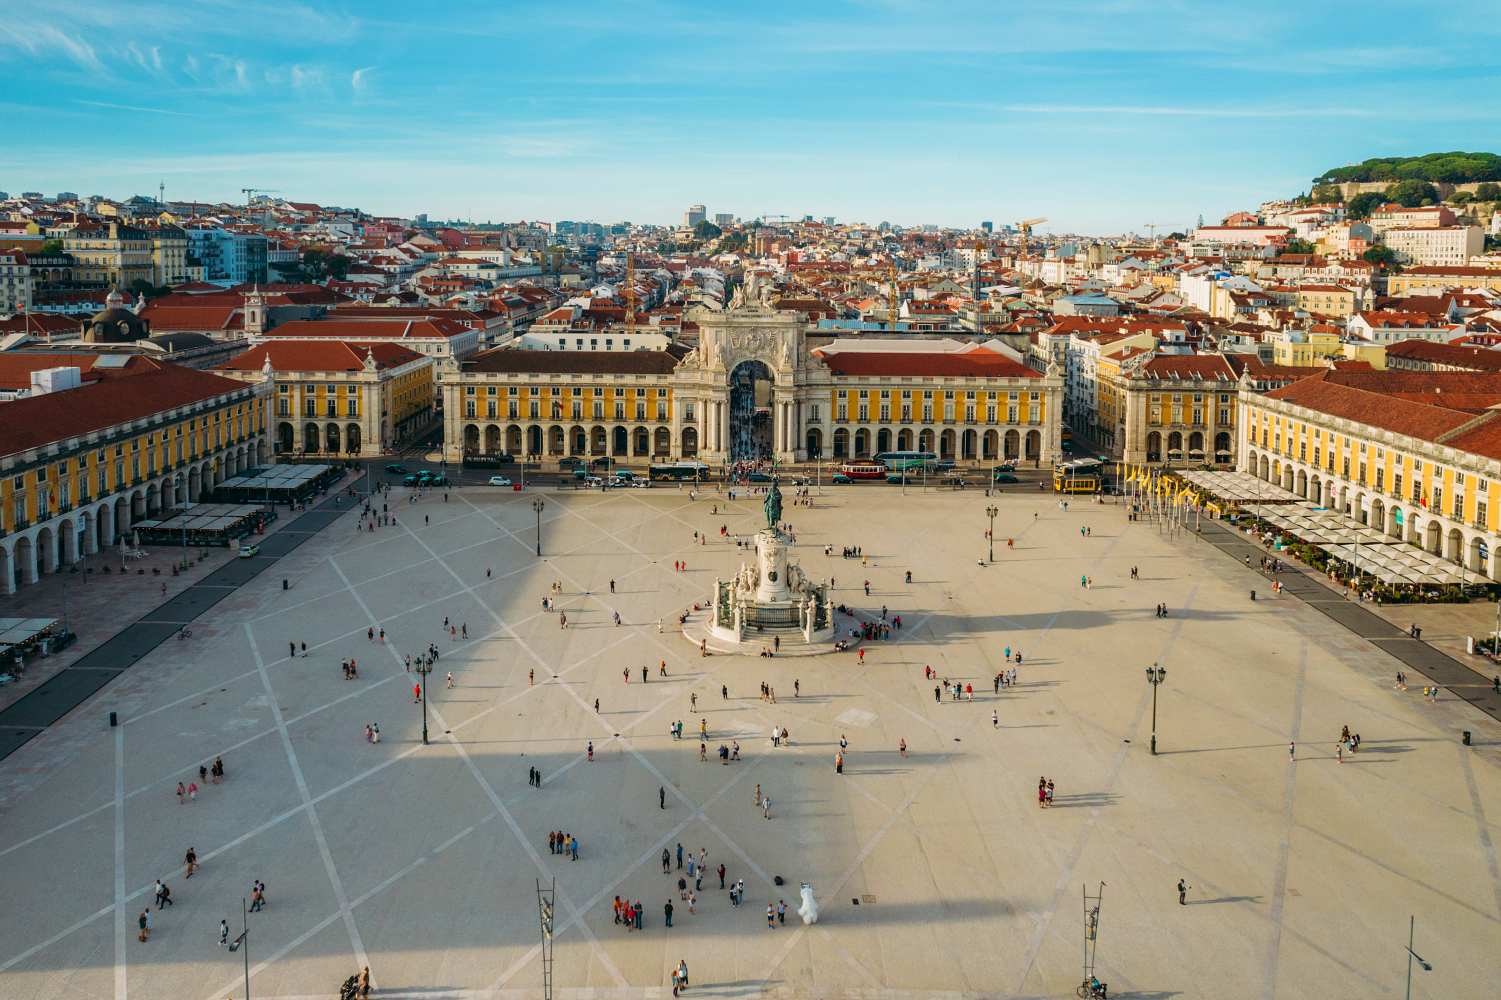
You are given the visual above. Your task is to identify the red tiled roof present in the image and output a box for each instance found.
[1139,355,1236,380]
[138,303,244,332]
[0,353,163,391]
[217,341,425,373]
[818,349,1039,379]
[464,345,688,376]
[0,366,252,458]
[1385,339,1501,371]
[0,313,79,337]
[1264,370,1501,448]
[258,318,470,340]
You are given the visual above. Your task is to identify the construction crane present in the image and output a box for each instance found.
[1017,217,1047,239]
[887,260,900,329]
[625,252,636,337]
[241,187,279,206]
[1142,223,1168,240]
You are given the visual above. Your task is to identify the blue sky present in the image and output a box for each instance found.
[2,1,1497,233]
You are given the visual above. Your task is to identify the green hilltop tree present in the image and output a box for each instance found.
[1345,192,1385,218]
[1385,180,1440,207]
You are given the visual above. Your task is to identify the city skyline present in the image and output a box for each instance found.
[2,1,1500,231]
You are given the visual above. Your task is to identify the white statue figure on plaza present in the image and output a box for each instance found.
[798,882,818,924]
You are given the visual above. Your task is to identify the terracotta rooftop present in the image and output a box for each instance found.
[259,318,471,340]
[1138,354,1237,381]
[0,353,164,391]
[819,349,1038,379]
[0,365,252,459]
[1386,339,1501,372]
[463,345,690,376]
[1265,370,1501,454]
[217,341,426,373]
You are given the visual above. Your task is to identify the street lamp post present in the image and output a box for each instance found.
[1145,662,1167,755]
[986,505,999,563]
[532,497,545,557]
[1404,914,1431,1000]
[416,659,433,745]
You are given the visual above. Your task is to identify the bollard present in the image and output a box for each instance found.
[1462,730,1472,746]
[283,578,289,590]
[109,711,118,728]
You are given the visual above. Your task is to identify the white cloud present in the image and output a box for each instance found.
[75,99,192,117]
[0,23,103,71]
[351,66,375,92]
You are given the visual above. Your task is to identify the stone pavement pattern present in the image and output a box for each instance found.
[1,485,1499,999]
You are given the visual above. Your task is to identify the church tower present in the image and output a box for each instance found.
[244,285,266,338]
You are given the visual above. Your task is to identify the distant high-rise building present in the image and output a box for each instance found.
[685,204,707,227]
[822,216,835,226]
[803,214,814,223]
[713,213,735,227]
[981,220,993,233]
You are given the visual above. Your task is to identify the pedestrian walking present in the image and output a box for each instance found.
[992,709,999,728]
[778,899,787,924]
[660,785,666,809]
[176,781,185,805]
[718,863,726,889]
[767,903,776,928]
[1288,741,1295,761]
[664,899,674,927]
[219,918,230,947]
[1177,878,1189,905]
[446,671,453,689]
[184,846,198,878]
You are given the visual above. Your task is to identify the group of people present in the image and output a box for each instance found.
[1037,777,1056,807]
[548,830,581,860]
[174,756,226,805]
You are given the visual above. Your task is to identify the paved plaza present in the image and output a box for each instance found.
[1,483,1499,999]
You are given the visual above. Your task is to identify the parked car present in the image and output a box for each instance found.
[238,542,260,558]
[583,475,603,487]
[611,470,636,482]
[748,472,773,483]
[424,473,449,487]
[995,462,1017,474]
[487,476,513,487]
[631,478,650,488]
[591,456,614,469]
[993,473,1020,484]
[832,472,852,484]
[384,463,407,474]
[402,473,422,486]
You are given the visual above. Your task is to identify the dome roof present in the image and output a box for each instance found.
[84,290,149,343]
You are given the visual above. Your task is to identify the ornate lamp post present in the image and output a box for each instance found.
[1145,662,1167,755]
[532,497,545,557]
[416,658,433,745]
[986,505,999,563]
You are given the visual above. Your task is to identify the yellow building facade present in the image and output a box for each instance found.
[1239,375,1501,580]
[0,368,268,594]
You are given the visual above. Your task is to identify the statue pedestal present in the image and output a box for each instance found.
[753,529,791,603]
[683,525,837,655]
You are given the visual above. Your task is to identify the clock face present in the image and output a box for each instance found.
[768,571,779,583]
